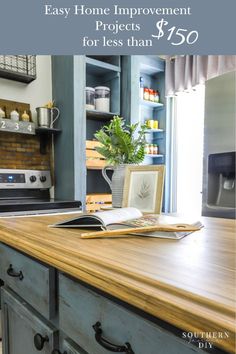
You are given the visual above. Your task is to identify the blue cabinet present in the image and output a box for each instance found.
[0,243,56,320]
[58,273,206,354]
[0,243,220,354]
[1,288,58,354]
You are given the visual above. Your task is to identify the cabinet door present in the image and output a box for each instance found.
[2,287,58,354]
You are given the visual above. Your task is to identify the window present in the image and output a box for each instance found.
[171,85,205,216]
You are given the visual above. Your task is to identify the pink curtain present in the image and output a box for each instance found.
[165,55,236,96]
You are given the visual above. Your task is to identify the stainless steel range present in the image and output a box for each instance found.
[0,169,81,216]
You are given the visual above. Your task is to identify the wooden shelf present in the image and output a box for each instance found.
[86,140,107,170]
[86,193,112,212]
[86,110,118,121]
[140,100,164,109]
[86,165,106,170]
[0,118,35,135]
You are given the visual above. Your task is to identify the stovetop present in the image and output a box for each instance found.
[0,169,82,216]
[0,198,82,215]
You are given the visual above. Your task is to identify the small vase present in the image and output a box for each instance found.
[102,164,128,208]
[0,107,6,118]
[21,110,30,122]
[10,110,19,122]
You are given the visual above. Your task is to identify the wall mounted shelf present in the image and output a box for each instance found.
[36,127,61,154]
[0,118,35,135]
[86,57,121,76]
[140,100,164,109]
[145,154,164,158]
[0,55,36,83]
[145,128,164,133]
[35,127,61,134]
[139,56,165,76]
[86,110,118,121]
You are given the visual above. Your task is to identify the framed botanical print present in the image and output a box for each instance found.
[122,165,165,214]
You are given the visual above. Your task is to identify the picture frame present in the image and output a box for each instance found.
[122,165,165,214]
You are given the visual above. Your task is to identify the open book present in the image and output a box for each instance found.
[51,207,203,240]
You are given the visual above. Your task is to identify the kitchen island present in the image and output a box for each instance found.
[0,214,235,354]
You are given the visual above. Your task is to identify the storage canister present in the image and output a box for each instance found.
[95,86,110,112]
[86,87,95,110]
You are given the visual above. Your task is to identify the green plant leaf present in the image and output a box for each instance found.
[94,116,147,165]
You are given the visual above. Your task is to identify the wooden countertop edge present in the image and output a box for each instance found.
[0,231,235,353]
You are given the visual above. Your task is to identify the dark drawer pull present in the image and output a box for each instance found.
[7,264,24,281]
[34,333,49,351]
[93,322,134,353]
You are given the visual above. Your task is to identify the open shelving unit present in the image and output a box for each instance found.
[85,56,121,210]
[52,55,166,211]
[51,55,121,210]
[138,56,166,165]
[121,56,166,210]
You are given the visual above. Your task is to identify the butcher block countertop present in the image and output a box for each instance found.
[0,214,235,353]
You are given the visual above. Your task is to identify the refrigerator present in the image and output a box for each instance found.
[202,71,236,218]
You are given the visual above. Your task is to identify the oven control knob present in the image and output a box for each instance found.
[40,176,47,183]
[30,175,37,183]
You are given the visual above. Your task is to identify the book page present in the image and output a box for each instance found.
[94,207,143,227]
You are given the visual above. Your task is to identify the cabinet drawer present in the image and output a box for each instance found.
[0,243,55,319]
[2,287,58,354]
[59,274,205,354]
[61,338,88,354]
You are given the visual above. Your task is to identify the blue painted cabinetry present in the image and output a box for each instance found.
[2,288,58,354]
[52,55,121,209]
[51,55,169,211]
[121,56,168,211]
[0,243,213,354]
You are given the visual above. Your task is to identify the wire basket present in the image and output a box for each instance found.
[0,55,36,83]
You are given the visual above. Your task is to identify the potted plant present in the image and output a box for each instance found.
[94,116,147,207]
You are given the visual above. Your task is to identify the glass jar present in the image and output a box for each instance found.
[95,86,110,112]
[153,144,158,155]
[153,120,159,129]
[143,87,149,101]
[149,89,154,101]
[149,144,154,154]
[154,90,160,103]
[146,119,154,129]
[85,87,95,110]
